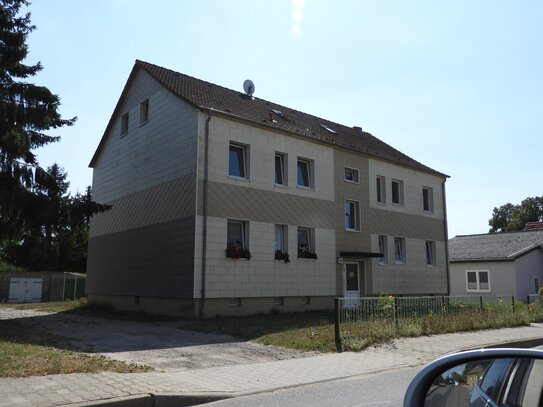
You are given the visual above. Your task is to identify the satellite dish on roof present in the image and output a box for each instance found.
[243,79,255,97]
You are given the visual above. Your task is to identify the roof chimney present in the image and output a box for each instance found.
[352,126,363,134]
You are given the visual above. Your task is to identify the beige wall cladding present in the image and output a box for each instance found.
[90,175,195,237]
[370,208,445,241]
[197,113,335,202]
[333,149,372,253]
[368,158,445,218]
[87,217,195,299]
[200,181,335,229]
[92,69,198,203]
[193,216,337,299]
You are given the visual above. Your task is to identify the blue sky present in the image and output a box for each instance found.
[25,1,542,238]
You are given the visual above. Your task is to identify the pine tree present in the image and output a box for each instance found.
[0,0,75,241]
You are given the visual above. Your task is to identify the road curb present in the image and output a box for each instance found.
[62,394,153,407]
[62,334,543,407]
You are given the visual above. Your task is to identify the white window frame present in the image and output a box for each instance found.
[227,219,249,249]
[296,157,314,189]
[297,226,316,259]
[394,237,406,263]
[423,186,434,213]
[139,100,149,125]
[344,167,359,184]
[275,152,287,186]
[274,224,288,254]
[344,199,360,232]
[425,240,436,267]
[376,175,386,204]
[228,142,249,180]
[466,270,491,293]
[391,179,404,205]
[378,235,388,265]
[120,112,129,136]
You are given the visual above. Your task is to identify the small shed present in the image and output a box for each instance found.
[0,271,86,303]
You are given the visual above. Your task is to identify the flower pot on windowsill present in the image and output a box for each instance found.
[226,245,251,259]
[226,244,240,259]
[298,249,318,260]
[238,248,252,259]
[275,251,290,263]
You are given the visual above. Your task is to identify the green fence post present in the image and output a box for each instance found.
[512,296,515,313]
[480,296,483,312]
[334,298,342,353]
[394,297,399,330]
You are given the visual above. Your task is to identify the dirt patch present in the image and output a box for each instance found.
[0,308,317,372]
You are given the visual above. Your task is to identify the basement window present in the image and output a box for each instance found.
[273,297,284,306]
[229,298,241,307]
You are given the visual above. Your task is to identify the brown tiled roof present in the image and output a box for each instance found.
[525,221,543,231]
[90,60,447,177]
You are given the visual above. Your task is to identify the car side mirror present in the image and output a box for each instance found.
[403,348,543,407]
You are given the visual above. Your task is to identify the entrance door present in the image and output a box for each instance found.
[344,263,360,307]
[345,263,359,296]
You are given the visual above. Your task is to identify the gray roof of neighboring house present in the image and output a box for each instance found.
[90,60,448,178]
[449,231,543,262]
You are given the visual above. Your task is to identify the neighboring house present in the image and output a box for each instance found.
[86,60,449,318]
[448,231,543,299]
[525,221,543,231]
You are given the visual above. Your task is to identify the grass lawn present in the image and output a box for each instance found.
[183,312,338,352]
[0,303,151,377]
[3,300,543,355]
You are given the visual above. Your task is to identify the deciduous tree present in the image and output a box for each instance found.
[489,196,543,233]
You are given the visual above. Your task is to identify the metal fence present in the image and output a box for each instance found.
[337,295,516,324]
[527,294,542,304]
[334,295,531,352]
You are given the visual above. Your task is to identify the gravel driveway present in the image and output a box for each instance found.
[0,307,317,372]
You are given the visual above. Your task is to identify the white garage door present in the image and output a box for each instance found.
[9,278,43,303]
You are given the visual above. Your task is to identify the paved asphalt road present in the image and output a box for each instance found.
[202,367,419,407]
[204,345,543,407]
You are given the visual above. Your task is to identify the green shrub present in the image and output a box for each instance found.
[0,260,24,273]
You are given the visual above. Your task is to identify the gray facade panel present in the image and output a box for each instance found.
[334,149,372,253]
[370,208,445,241]
[87,217,195,298]
[371,267,448,295]
[90,175,196,237]
[201,181,336,229]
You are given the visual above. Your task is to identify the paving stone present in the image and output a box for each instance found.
[1,324,543,406]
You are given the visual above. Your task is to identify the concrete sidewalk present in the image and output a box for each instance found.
[2,324,543,407]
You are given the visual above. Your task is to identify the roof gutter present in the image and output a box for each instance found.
[442,178,450,295]
[198,110,212,320]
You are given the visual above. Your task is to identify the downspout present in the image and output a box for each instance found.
[198,110,211,319]
[442,178,450,295]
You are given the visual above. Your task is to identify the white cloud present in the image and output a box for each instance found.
[290,24,302,40]
[289,0,305,40]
